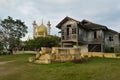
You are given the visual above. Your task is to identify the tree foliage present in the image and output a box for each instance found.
[0,16,28,52]
[24,36,60,50]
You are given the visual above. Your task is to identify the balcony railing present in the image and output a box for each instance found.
[65,34,77,40]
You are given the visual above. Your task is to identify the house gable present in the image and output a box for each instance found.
[56,16,80,29]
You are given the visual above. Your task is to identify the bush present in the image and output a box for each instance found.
[0,50,11,55]
[24,36,60,50]
[104,47,114,53]
[116,53,120,57]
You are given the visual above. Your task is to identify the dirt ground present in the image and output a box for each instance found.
[0,60,14,65]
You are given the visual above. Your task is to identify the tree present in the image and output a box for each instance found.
[0,42,3,51]
[24,36,60,51]
[0,16,28,54]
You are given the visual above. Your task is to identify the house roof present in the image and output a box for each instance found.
[56,16,80,29]
[107,29,120,34]
[81,20,108,30]
[56,16,108,30]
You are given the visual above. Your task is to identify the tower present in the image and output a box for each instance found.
[32,20,37,38]
[47,20,51,35]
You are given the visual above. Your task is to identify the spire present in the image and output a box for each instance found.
[41,18,43,25]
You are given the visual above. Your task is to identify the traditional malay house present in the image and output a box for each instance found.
[56,16,120,52]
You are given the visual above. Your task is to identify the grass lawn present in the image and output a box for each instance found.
[0,54,120,80]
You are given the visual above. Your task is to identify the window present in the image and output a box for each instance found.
[62,30,64,40]
[109,36,113,41]
[94,31,97,39]
[62,36,64,40]
[66,28,69,35]
[72,28,76,34]
[62,30,64,35]
[67,24,71,27]
[66,24,71,35]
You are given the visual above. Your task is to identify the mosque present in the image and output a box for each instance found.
[32,20,51,38]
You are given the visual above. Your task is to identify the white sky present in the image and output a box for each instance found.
[0,0,120,40]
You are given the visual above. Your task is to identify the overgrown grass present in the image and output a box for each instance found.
[0,54,120,80]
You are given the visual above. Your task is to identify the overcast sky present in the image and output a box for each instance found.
[0,0,120,40]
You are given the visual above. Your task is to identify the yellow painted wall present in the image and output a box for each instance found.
[81,52,116,58]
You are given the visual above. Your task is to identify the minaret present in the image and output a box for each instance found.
[47,20,51,35]
[32,20,37,38]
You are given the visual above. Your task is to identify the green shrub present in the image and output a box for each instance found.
[0,50,10,55]
[104,47,114,53]
[116,53,120,56]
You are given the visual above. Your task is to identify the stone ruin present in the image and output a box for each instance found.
[29,47,81,64]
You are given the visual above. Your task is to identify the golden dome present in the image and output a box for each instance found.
[35,24,47,36]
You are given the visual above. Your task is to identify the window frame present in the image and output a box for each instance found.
[109,35,113,41]
[94,31,97,39]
